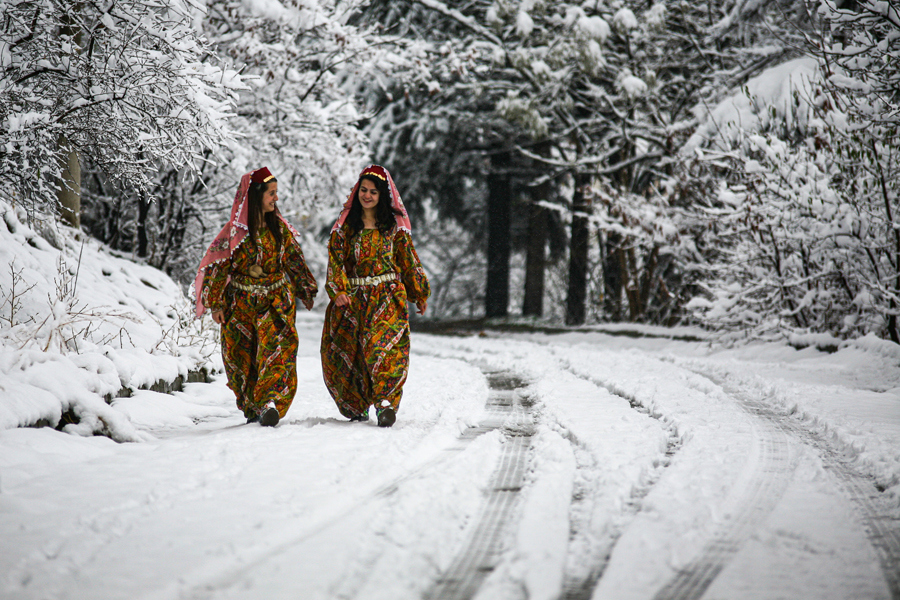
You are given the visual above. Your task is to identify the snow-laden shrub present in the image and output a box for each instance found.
[585,179,696,325]
[686,0,900,343]
[687,112,900,342]
[686,131,892,339]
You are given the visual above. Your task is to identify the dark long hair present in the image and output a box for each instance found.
[346,174,400,236]
[247,178,283,251]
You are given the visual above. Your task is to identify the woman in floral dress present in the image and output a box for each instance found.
[194,167,317,426]
[321,164,430,427]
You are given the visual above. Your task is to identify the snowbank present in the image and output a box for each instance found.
[0,201,216,441]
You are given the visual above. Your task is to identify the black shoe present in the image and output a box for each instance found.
[246,414,259,424]
[349,413,369,422]
[260,405,279,427]
[377,407,395,428]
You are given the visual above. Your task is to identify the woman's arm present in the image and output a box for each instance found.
[201,260,231,323]
[395,230,430,314]
[326,228,352,307]
[283,225,318,310]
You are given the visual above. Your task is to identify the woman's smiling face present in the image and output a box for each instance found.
[261,182,278,213]
[358,178,380,210]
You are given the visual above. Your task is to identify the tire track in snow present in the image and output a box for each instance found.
[423,371,535,600]
[698,373,900,600]
[651,392,798,600]
[817,456,900,600]
[559,364,797,600]
[557,369,682,600]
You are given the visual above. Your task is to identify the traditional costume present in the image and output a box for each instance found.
[194,167,317,424]
[320,165,430,425]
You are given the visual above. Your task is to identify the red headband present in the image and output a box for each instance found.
[360,165,387,182]
[250,167,275,184]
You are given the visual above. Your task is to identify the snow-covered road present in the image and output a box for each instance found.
[2,315,899,600]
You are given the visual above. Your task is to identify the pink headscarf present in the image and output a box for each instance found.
[192,169,299,318]
[331,164,412,233]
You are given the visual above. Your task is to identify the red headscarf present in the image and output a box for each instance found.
[331,164,412,234]
[192,168,298,318]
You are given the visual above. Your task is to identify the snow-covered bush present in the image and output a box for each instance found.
[586,180,695,325]
[686,0,900,343]
[686,133,880,339]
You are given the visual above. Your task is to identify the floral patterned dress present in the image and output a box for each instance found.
[202,222,317,420]
[321,225,430,420]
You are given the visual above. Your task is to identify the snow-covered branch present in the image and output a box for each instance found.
[408,0,502,47]
[0,0,244,217]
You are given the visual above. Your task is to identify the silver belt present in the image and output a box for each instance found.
[349,272,397,286]
[231,274,288,294]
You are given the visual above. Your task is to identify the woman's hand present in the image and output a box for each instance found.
[415,299,427,315]
[212,310,225,325]
[334,293,351,308]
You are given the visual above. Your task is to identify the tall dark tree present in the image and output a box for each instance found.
[486,152,512,318]
[523,191,548,317]
[566,174,591,325]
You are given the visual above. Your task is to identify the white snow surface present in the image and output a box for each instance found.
[1,210,899,599]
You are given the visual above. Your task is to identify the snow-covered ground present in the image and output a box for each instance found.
[2,200,899,599]
[0,201,214,441]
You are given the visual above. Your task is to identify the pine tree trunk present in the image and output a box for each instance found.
[136,192,150,258]
[56,136,81,229]
[523,192,547,317]
[486,152,511,319]
[602,230,624,321]
[523,144,551,318]
[566,173,590,325]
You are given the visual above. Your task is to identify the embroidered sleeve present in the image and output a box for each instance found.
[284,228,318,311]
[201,259,230,312]
[394,229,430,304]
[325,228,351,300]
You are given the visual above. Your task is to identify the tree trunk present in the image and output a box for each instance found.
[56,6,82,229]
[602,230,624,320]
[136,192,150,258]
[485,152,511,319]
[636,245,660,322]
[566,173,590,325]
[56,137,81,229]
[523,188,548,317]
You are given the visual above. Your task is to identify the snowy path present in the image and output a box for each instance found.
[423,372,535,600]
[686,371,900,600]
[2,318,899,600]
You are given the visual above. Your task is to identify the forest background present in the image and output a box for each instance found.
[2,0,898,345]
